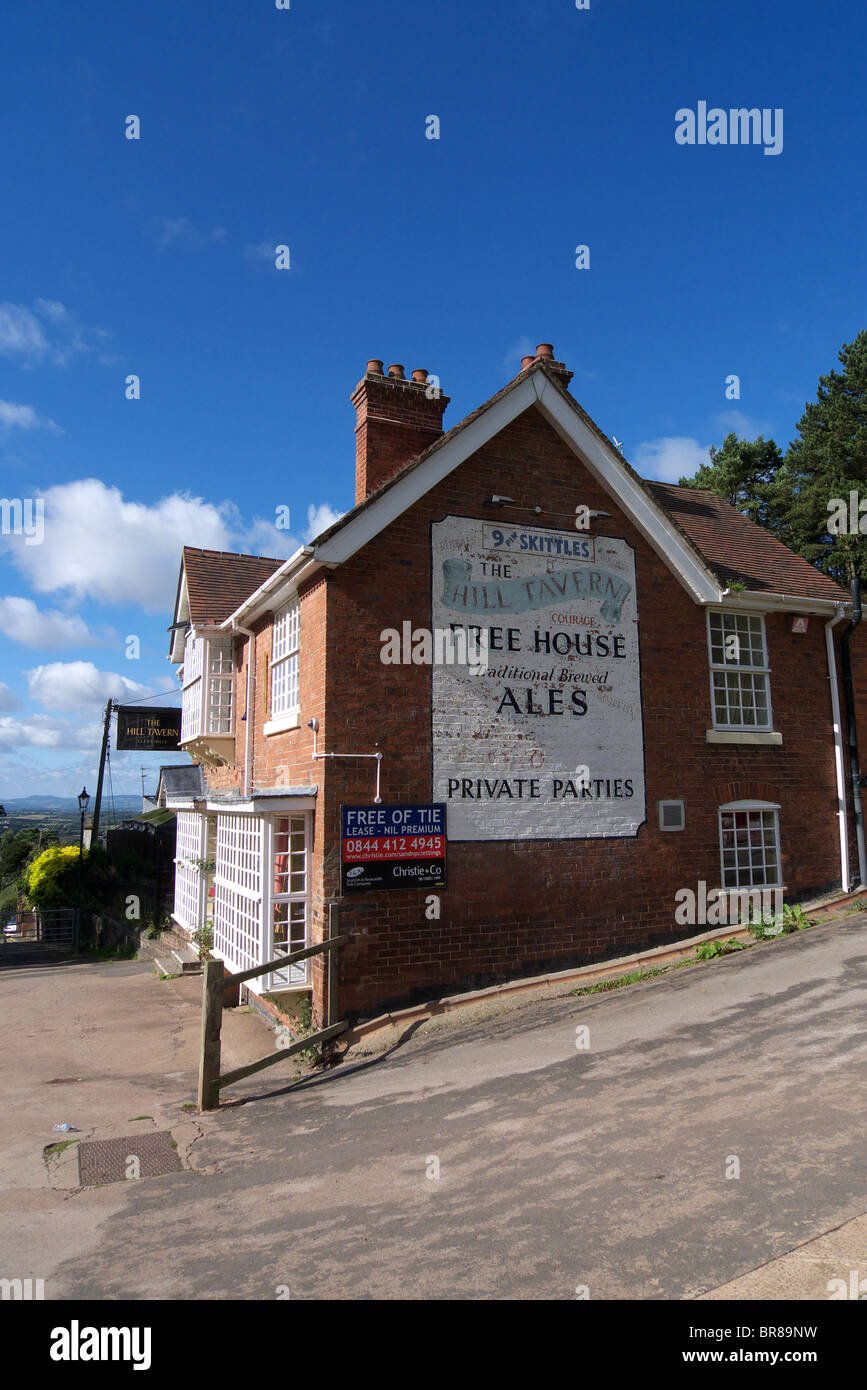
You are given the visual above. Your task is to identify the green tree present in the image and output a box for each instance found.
[774,331,867,585]
[678,432,785,531]
[0,829,40,885]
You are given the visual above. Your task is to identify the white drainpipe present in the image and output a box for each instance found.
[231,622,256,801]
[825,604,849,890]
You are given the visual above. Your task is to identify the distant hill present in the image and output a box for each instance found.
[0,795,143,814]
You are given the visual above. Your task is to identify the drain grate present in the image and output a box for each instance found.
[77,1131,182,1186]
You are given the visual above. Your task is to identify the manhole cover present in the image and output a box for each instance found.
[77,1131,182,1186]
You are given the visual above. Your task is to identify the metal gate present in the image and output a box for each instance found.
[0,908,80,960]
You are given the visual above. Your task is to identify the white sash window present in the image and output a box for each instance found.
[271,600,300,718]
[181,632,234,742]
[707,610,772,730]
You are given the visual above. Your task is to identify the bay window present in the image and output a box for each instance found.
[180,631,235,746]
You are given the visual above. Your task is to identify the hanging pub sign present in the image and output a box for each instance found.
[116,705,182,751]
[341,804,447,892]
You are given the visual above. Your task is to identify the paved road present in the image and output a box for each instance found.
[4,916,866,1300]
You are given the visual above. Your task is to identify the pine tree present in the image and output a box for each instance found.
[774,331,867,585]
[678,432,784,533]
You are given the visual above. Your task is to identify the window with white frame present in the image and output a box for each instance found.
[719,802,781,889]
[213,813,263,975]
[206,638,234,733]
[269,815,309,986]
[181,631,234,742]
[270,601,300,718]
[174,810,204,932]
[707,610,771,730]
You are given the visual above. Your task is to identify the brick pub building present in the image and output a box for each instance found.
[165,345,865,1025]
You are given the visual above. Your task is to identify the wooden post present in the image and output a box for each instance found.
[89,699,114,847]
[327,903,339,1029]
[198,959,225,1111]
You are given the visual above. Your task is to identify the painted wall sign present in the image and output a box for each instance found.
[431,516,646,840]
[341,804,447,892]
[116,705,182,751]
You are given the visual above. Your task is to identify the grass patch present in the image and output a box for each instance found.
[180,1102,196,1111]
[573,965,670,996]
[80,943,139,962]
[694,938,748,961]
[158,971,181,981]
[128,1115,153,1122]
[570,907,820,1001]
[44,1138,80,1156]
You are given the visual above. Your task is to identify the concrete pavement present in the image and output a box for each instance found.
[1,917,865,1299]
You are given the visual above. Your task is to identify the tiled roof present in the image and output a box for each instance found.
[182,547,283,625]
[645,484,846,602]
[181,367,846,615]
[310,361,845,605]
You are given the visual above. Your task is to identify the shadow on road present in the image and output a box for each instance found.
[221,1019,429,1108]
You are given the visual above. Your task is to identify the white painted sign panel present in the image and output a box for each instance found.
[431,516,646,840]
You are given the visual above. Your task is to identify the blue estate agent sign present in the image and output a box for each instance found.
[341,804,447,893]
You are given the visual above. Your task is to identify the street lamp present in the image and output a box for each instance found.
[76,787,90,948]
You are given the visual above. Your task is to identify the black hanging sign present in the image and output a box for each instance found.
[116,706,182,751]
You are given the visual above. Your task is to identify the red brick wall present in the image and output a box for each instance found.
[194,401,860,1025]
[352,372,448,502]
[198,578,331,1025]
[316,405,846,1019]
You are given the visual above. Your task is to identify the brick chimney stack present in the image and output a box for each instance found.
[352,360,450,503]
[517,343,574,387]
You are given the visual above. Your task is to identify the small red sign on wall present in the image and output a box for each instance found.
[792,617,809,634]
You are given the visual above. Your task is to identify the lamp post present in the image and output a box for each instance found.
[76,787,89,950]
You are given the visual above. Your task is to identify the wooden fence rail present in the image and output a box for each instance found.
[198,907,350,1111]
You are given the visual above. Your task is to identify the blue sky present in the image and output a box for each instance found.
[1,0,865,802]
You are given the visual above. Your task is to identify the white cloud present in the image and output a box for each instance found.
[712,410,773,439]
[0,597,101,649]
[0,479,346,614]
[25,661,151,711]
[0,713,99,750]
[0,399,61,432]
[1,479,233,613]
[305,502,343,539]
[151,217,229,250]
[33,299,68,324]
[244,240,277,263]
[633,436,712,483]
[0,300,106,367]
[503,336,535,368]
[0,683,20,712]
[0,304,48,361]
[238,516,302,560]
